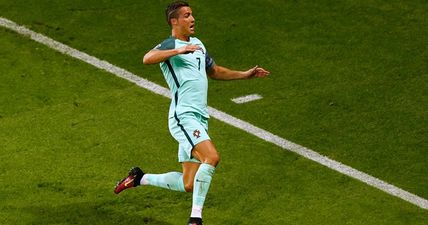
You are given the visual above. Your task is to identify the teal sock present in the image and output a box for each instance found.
[191,163,216,218]
[142,172,186,192]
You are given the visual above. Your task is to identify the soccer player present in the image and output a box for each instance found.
[114,1,270,224]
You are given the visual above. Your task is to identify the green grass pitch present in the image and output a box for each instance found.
[0,0,427,224]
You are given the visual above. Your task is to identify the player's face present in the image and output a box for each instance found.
[175,7,195,36]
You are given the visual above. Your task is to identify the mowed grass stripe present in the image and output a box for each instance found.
[1,16,427,210]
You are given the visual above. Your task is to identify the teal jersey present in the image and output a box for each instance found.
[155,36,215,118]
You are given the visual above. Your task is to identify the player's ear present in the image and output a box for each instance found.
[171,18,178,26]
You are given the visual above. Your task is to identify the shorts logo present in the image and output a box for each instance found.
[193,129,201,138]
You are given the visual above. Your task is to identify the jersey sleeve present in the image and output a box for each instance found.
[205,51,216,71]
[154,37,176,50]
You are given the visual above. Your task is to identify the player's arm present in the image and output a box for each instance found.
[208,64,270,80]
[142,44,201,65]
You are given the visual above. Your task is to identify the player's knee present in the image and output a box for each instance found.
[207,151,220,167]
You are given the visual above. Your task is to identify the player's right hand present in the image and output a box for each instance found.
[177,44,201,54]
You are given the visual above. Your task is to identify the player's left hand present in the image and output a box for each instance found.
[247,65,270,78]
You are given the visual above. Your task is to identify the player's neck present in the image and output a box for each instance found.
[172,30,190,42]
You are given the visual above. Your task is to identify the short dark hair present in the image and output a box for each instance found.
[165,1,189,26]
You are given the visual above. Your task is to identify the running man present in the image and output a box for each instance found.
[114,1,270,225]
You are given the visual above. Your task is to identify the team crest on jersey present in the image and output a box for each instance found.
[193,129,201,138]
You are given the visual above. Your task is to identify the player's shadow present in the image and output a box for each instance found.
[20,200,173,225]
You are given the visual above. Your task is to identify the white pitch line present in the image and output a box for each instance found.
[231,94,263,104]
[1,16,427,210]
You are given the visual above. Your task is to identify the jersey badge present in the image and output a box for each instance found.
[193,129,201,139]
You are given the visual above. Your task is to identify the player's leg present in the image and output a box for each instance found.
[181,140,220,192]
[114,156,208,195]
[140,171,186,192]
[114,166,186,194]
[116,160,201,194]
[187,139,220,223]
